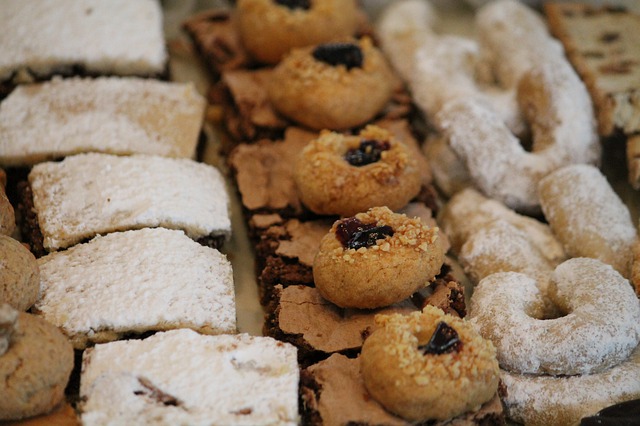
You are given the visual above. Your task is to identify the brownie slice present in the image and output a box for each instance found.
[264,271,465,366]
[300,353,505,426]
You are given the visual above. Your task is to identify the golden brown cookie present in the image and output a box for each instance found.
[313,207,444,309]
[360,306,500,422]
[293,125,421,216]
[0,235,39,311]
[236,0,360,64]
[268,37,395,130]
[0,305,74,421]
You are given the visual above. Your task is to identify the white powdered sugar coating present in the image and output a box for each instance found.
[34,228,236,348]
[440,188,566,263]
[459,219,555,287]
[0,0,167,81]
[29,153,231,251]
[80,330,299,425]
[0,77,206,166]
[539,164,638,278]
[469,259,640,375]
[501,345,640,426]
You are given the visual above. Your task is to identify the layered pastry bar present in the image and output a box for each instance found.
[32,228,236,349]
[21,153,230,256]
[0,77,206,167]
[545,3,640,188]
[0,0,167,88]
[80,330,299,425]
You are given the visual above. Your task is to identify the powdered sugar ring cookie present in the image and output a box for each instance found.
[360,306,500,422]
[469,258,640,375]
[236,0,360,65]
[501,345,640,426]
[436,61,599,213]
[313,207,444,309]
[268,38,395,130]
[293,125,421,217]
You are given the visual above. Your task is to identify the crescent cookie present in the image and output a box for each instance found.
[469,258,640,376]
[236,0,360,64]
[313,207,444,309]
[293,125,421,217]
[268,37,395,130]
[360,306,500,422]
[0,305,74,421]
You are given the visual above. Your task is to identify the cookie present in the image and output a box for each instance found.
[268,38,395,130]
[313,207,445,309]
[236,0,360,64]
[0,235,39,311]
[293,125,421,217]
[0,305,74,421]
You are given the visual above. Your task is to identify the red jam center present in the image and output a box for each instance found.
[419,321,462,355]
[344,139,391,167]
[335,217,394,250]
[312,43,363,70]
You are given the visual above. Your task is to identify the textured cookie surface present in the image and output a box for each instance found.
[0,310,74,421]
[0,235,39,311]
[29,153,230,251]
[33,228,236,349]
[80,330,299,425]
[0,77,205,166]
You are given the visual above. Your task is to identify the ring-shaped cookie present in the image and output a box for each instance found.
[436,62,600,214]
[268,37,395,130]
[313,207,444,309]
[469,258,640,375]
[360,306,500,422]
[294,125,421,217]
[236,0,360,64]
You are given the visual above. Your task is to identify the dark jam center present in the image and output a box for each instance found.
[419,322,462,355]
[274,0,311,10]
[335,217,394,250]
[344,139,391,167]
[312,43,363,70]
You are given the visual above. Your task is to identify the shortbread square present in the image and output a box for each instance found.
[33,228,236,349]
[0,77,206,167]
[29,153,231,252]
[80,330,299,425]
[0,0,167,83]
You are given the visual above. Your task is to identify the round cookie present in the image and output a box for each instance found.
[294,125,421,217]
[1,169,16,236]
[0,305,74,421]
[360,306,500,422]
[469,258,640,375]
[236,0,360,64]
[268,37,395,130]
[313,207,445,309]
[0,235,40,311]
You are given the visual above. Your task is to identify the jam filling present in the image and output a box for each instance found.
[335,217,394,250]
[274,0,311,10]
[344,139,391,167]
[312,43,363,70]
[419,321,462,355]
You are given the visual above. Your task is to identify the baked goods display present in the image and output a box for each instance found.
[22,153,231,255]
[1,0,639,424]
